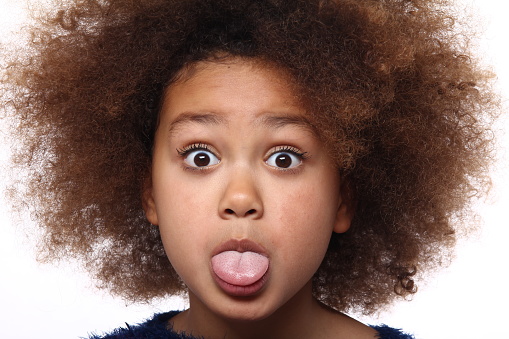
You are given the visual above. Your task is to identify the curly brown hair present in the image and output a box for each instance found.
[2,0,497,314]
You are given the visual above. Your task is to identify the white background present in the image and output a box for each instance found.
[1,0,508,338]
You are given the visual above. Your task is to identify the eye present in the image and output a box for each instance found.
[265,147,306,169]
[177,143,220,168]
[183,149,220,167]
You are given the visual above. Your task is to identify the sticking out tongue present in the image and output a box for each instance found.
[211,251,269,286]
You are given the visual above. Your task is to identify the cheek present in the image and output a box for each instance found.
[277,178,339,228]
[155,173,215,220]
[155,187,215,279]
[271,180,339,259]
[154,178,216,253]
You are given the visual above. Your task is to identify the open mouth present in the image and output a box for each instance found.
[210,239,270,297]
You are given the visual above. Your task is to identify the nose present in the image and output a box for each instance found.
[218,170,263,219]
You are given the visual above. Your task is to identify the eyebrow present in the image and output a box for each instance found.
[168,112,227,136]
[258,114,317,135]
[167,111,317,136]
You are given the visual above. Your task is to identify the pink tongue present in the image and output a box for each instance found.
[211,251,269,286]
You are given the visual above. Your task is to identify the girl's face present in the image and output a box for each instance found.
[144,59,352,323]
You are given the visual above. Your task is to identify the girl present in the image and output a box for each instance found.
[2,0,498,338]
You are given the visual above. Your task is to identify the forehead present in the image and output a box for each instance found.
[167,58,299,103]
[159,58,314,131]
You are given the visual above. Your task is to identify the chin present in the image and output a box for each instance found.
[215,299,279,323]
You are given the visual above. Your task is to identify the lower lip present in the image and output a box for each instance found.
[212,270,269,297]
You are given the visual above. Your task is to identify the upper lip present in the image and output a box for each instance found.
[211,238,268,257]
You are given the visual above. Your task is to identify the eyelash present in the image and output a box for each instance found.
[269,145,309,159]
[176,142,214,157]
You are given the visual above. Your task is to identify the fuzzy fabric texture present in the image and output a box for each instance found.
[371,325,415,339]
[87,311,414,338]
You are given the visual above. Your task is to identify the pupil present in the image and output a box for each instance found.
[275,154,291,168]
[194,152,211,167]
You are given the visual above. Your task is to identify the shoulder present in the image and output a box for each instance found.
[86,310,414,339]
[86,311,200,339]
[314,305,413,339]
[370,325,415,339]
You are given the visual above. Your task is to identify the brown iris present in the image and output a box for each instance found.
[194,152,211,167]
[275,154,292,168]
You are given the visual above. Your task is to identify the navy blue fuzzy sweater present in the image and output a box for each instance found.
[87,311,414,338]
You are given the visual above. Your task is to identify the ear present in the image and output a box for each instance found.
[142,175,159,226]
[333,178,355,234]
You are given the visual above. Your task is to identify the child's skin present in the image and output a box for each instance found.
[143,58,375,338]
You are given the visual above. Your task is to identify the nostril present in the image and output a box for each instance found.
[224,208,257,216]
